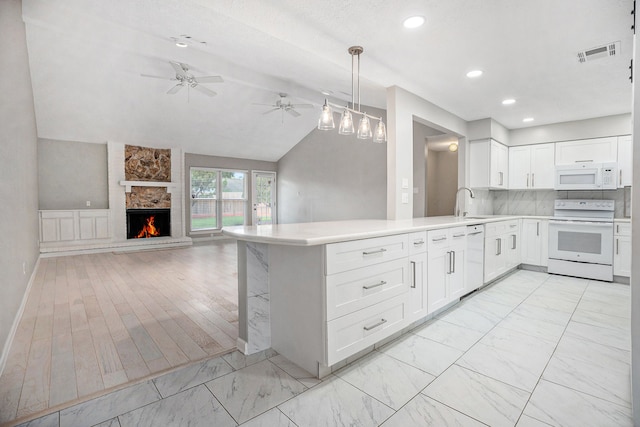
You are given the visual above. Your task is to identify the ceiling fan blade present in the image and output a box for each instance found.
[166,84,184,94]
[141,73,172,80]
[192,84,217,97]
[170,61,188,77]
[263,108,280,115]
[291,103,314,109]
[252,102,275,106]
[195,75,224,84]
[286,109,301,117]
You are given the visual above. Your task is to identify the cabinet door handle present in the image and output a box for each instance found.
[452,251,456,273]
[363,318,387,331]
[617,224,620,234]
[499,171,504,186]
[496,238,501,255]
[446,251,451,274]
[616,238,619,255]
[363,248,387,256]
[453,233,465,238]
[410,261,416,288]
[532,173,535,187]
[512,234,517,250]
[363,280,386,290]
[413,239,425,246]
[536,222,540,236]
[432,236,447,242]
[527,173,530,187]
[620,169,623,186]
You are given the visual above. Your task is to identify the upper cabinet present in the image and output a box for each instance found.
[508,143,555,189]
[469,139,509,189]
[617,135,633,187]
[555,137,618,164]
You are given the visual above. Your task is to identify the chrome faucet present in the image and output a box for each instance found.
[454,187,475,217]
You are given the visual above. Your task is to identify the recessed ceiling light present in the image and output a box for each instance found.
[466,70,483,78]
[175,42,188,48]
[403,16,425,29]
[523,117,534,122]
[502,99,516,105]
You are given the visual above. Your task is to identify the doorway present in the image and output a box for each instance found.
[252,171,276,225]
[426,136,459,216]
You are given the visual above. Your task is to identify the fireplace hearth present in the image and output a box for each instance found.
[127,209,171,239]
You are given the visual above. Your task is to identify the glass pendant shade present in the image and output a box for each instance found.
[338,109,354,135]
[373,119,386,143]
[357,115,372,139]
[317,100,335,130]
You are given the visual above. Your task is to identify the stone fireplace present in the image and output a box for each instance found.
[108,141,190,248]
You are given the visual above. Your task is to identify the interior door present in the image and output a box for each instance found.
[252,171,276,225]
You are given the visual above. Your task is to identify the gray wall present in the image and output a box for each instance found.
[0,0,40,366]
[277,107,387,224]
[184,153,277,234]
[412,121,443,218]
[38,139,108,209]
[426,150,458,216]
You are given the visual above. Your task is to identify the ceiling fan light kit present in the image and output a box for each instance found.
[317,46,387,143]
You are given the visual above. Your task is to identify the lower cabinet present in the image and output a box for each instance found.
[484,220,520,283]
[614,222,631,277]
[426,227,466,313]
[40,209,111,243]
[521,219,549,267]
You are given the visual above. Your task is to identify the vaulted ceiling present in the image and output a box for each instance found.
[22,0,633,162]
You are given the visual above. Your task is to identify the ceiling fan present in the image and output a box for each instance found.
[253,93,313,117]
[141,61,223,97]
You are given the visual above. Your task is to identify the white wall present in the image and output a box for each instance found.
[509,113,631,146]
[387,86,467,220]
[630,33,639,425]
[277,106,387,224]
[0,0,40,370]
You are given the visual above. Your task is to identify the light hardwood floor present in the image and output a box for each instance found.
[0,240,239,425]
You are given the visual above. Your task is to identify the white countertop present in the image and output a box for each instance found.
[222,215,526,246]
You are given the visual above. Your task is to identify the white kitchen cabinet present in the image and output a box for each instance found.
[469,139,509,189]
[426,226,466,313]
[555,137,618,164]
[484,220,520,283]
[509,144,555,189]
[614,221,631,277]
[617,135,633,187]
[521,219,548,267]
[407,231,428,322]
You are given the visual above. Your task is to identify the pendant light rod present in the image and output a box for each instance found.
[347,46,363,111]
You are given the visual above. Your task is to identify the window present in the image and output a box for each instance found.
[190,168,247,231]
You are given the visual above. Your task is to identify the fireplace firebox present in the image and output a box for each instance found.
[127,209,170,239]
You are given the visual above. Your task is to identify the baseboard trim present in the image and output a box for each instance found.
[236,337,249,355]
[0,256,41,379]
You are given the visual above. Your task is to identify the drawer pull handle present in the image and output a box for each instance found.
[363,318,387,331]
[363,248,387,256]
[453,233,465,238]
[413,239,425,246]
[431,236,447,242]
[363,281,386,290]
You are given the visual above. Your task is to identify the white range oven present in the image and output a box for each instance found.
[547,199,614,281]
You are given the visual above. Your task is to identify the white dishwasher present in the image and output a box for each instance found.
[466,224,485,291]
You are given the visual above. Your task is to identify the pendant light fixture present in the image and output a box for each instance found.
[317,46,387,143]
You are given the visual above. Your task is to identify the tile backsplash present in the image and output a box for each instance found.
[475,188,630,218]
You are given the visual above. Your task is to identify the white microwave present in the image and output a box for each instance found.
[554,162,617,190]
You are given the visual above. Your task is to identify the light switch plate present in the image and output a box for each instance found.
[401,193,409,204]
[401,178,409,189]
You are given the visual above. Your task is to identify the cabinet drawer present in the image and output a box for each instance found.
[485,220,519,238]
[326,294,407,366]
[326,234,409,275]
[326,258,409,321]
[427,229,449,250]
[615,222,631,236]
[408,231,427,255]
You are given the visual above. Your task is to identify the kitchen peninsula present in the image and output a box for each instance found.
[223,215,525,378]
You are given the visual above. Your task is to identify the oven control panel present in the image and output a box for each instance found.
[554,199,614,211]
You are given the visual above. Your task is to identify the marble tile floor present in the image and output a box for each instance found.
[8,270,632,427]
[0,241,240,425]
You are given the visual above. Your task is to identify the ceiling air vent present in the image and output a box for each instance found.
[578,41,620,63]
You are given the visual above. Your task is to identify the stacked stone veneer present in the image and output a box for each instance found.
[125,145,172,209]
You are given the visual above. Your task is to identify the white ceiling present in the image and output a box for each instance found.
[22,0,633,162]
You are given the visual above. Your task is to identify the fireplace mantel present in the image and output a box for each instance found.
[119,180,179,193]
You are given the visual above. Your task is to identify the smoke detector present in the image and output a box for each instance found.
[577,41,620,63]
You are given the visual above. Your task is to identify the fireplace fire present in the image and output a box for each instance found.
[127,209,170,239]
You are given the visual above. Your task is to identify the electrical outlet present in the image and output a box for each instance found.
[86,200,91,207]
